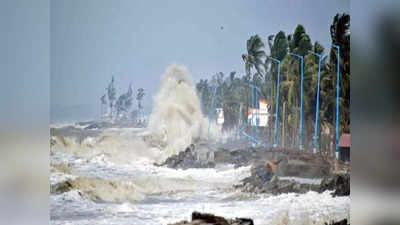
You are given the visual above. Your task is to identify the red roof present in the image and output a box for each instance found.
[338,133,350,148]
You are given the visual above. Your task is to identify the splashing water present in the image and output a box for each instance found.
[147,64,219,157]
[50,64,349,225]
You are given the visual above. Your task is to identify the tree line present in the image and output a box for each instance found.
[101,76,146,122]
[196,13,350,153]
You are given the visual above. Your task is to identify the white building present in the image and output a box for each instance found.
[248,99,271,127]
[215,108,224,125]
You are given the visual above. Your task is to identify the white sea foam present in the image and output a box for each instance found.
[50,64,349,225]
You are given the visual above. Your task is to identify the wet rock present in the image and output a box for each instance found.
[168,211,254,225]
[214,147,257,168]
[264,176,318,194]
[275,155,331,178]
[325,219,348,225]
[238,160,320,195]
[241,163,274,190]
[215,147,331,177]
[51,179,74,194]
[319,174,350,196]
[157,144,215,169]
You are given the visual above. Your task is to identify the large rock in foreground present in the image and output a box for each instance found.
[168,211,254,225]
[326,219,349,225]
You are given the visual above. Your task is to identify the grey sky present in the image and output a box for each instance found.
[51,0,349,123]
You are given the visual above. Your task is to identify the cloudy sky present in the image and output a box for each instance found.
[51,0,349,122]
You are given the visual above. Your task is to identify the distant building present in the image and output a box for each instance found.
[248,99,270,127]
[215,108,224,125]
[338,133,350,162]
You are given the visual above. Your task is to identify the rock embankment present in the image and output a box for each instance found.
[236,163,319,194]
[159,143,331,179]
[156,144,215,169]
[168,211,254,225]
[319,173,350,196]
[237,163,350,196]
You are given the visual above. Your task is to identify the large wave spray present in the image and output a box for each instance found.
[147,64,213,156]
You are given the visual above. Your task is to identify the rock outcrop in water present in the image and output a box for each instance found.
[156,144,215,169]
[319,173,350,196]
[237,162,319,194]
[168,211,254,225]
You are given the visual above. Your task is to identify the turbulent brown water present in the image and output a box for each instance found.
[50,64,349,225]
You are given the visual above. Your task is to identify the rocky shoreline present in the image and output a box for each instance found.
[167,211,349,225]
[50,126,349,224]
[158,143,350,197]
[236,162,350,196]
[167,211,254,225]
[159,143,331,176]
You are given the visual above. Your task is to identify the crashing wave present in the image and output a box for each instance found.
[145,64,220,158]
[51,176,145,203]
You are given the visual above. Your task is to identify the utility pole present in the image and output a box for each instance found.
[268,57,281,148]
[282,101,286,148]
[290,53,304,150]
[308,51,322,153]
[332,44,340,159]
[208,85,217,139]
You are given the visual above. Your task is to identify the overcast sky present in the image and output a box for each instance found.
[50,0,349,123]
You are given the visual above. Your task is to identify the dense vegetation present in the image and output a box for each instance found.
[196,13,350,153]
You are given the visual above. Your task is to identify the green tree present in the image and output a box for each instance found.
[242,35,267,79]
[271,31,288,61]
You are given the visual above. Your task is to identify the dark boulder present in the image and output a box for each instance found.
[319,173,350,196]
[238,161,321,194]
[168,211,254,225]
[242,163,275,188]
[275,156,331,178]
[213,147,257,168]
[51,179,74,194]
[157,144,215,169]
[263,176,318,194]
[325,219,348,225]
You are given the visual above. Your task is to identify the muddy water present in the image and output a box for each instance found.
[50,126,349,225]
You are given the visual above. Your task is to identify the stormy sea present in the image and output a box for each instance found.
[50,65,349,225]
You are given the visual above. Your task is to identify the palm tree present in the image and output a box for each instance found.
[330,13,350,134]
[242,35,266,126]
[242,35,267,79]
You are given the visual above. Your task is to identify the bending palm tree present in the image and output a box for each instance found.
[241,35,266,124]
[242,35,266,79]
